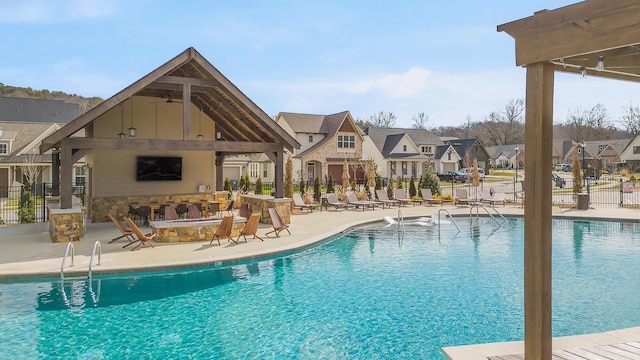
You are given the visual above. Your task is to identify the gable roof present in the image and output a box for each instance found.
[40,47,299,153]
[0,97,80,123]
[279,111,358,158]
[364,126,443,155]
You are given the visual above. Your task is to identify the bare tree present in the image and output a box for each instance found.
[481,99,525,146]
[20,153,42,185]
[369,111,397,128]
[564,103,614,141]
[411,112,429,129]
[620,102,640,136]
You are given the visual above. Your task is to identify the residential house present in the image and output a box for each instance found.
[364,126,452,179]
[0,97,80,194]
[443,138,490,170]
[276,111,365,186]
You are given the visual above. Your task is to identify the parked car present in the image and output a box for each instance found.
[461,167,485,180]
[437,171,467,183]
[555,163,572,172]
[552,173,566,188]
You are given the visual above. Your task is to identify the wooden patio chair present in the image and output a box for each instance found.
[163,205,179,220]
[124,217,156,251]
[211,215,234,245]
[235,213,263,243]
[292,193,320,213]
[107,213,136,247]
[187,204,202,219]
[375,189,400,208]
[265,207,291,237]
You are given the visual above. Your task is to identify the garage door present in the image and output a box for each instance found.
[442,163,456,172]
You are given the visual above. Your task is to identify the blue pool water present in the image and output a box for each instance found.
[1,218,639,359]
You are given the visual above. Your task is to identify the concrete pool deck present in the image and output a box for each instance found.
[0,203,639,359]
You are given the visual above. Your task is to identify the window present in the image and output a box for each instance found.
[74,166,86,186]
[337,134,355,149]
[250,163,259,178]
[308,135,313,143]
[634,146,640,154]
[403,145,407,152]
[421,145,432,154]
[402,161,407,176]
[390,162,396,175]
[0,143,7,155]
[262,163,268,178]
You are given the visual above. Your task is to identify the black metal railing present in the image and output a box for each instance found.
[0,183,85,225]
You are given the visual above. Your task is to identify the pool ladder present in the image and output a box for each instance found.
[60,240,101,281]
[469,203,506,227]
[397,209,405,234]
[437,209,460,233]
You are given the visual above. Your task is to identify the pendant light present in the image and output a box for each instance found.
[118,103,126,138]
[196,108,204,141]
[128,97,137,137]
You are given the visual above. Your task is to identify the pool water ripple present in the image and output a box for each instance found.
[0,218,639,359]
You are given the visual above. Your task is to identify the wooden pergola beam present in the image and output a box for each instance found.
[65,137,282,153]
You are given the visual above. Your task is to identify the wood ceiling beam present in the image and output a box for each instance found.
[66,137,281,153]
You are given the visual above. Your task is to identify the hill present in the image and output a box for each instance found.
[0,83,103,114]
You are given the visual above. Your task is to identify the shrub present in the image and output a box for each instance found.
[313,176,322,203]
[327,173,335,193]
[255,177,263,195]
[18,188,35,223]
[408,176,417,198]
[299,178,306,195]
[223,177,232,197]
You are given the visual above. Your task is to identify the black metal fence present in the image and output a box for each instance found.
[0,183,85,225]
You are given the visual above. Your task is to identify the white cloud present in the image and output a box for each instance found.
[354,68,431,98]
[0,0,118,23]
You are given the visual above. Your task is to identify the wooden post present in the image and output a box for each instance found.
[51,150,60,196]
[274,149,284,198]
[215,154,225,191]
[524,62,554,360]
[59,139,73,209]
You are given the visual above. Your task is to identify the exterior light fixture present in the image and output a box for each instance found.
[118,103,126,138]
[127,97,136,137]
[580,66,587,78]
[196,109,204,141]
[595,56,604,72]
[216,131,222,140]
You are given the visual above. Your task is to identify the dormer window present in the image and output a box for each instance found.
[421,145,432,154]
[0,143,8,155]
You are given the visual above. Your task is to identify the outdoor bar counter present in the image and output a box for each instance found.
[149,216,247,243]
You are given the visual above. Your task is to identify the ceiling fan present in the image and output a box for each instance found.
[151,92,183,104]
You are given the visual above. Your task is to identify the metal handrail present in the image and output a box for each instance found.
[470,203,506,227]
[437,208,460,233]
[88,240,101,281]
[397,209,405,234]
[60,242,75,281]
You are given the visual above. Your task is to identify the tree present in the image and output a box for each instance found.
[620,102,640,136]
[419,162,442,196]
[299,177,306,195]
[326,173,335,193]
[18,187,35,223]
[20,153,42,185]
[284,156,294,199]
[411,112,429,129]
[572,151,583,194]
[481,99,525,146]
[313,176,321,204]
[369,111,397,127]
[563,103,614,140]
[408,176,417,198]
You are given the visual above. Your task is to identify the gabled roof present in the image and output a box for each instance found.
[40,47,299,153]
[0,123,62,164]
[364,126,443,156]
[281,111,358,158]
[0,97,80,123]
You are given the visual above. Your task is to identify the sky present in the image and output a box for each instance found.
[0,0,638,129]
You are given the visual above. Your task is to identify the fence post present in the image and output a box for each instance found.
[619,178,623,207]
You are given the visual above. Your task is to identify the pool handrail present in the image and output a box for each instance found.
[437,209,460,233]
[469,203,506,227]
[88,240,101,281]
[60,241,75,281]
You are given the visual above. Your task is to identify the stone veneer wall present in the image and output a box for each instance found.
[153,221,245,243]
[91,191,231,223]
[240,195,292,224]
[48,205,85,243]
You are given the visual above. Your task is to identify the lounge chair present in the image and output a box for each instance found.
[479,190,506,207]
[420,189,440,207]
[236,213,264,243]
[211,215,234,245]
[107,213,136,246]
[124,218,156,251]
[292,193,321,213]
[187,204,202,219]
[324,193,354,211]
[454,189,474,206]
[163,205,179,220]
[375,189,400,208]
[346,191,380,211]
[392,188,415,206]
[265,207,291,237]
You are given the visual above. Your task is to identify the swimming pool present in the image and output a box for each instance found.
[1,218,639,359]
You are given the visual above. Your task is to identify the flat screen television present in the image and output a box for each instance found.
[136,156,182,181]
